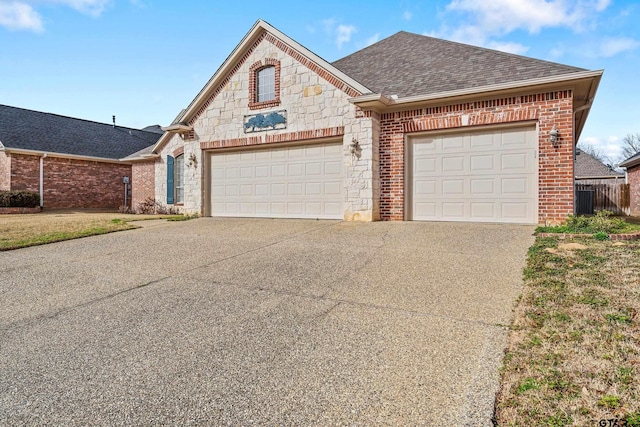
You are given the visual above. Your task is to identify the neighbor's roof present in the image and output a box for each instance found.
[0,104,162,160]
[620,151,640,169]
[332,31,586,98]
[575,149,624,178]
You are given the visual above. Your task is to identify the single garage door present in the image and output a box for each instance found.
[210,142,343,219]
[408,126,538,224]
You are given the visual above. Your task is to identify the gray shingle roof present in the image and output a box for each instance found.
[332,31,586,97]
[575,149,624,178]
[0,104,161,159]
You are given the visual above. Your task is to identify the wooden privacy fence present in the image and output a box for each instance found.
[576,183,630,215]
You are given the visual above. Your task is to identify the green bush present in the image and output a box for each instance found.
[0,191,40,208]
[537,210,633,235]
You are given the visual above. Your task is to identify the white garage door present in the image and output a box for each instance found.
[409,126,538,224]
[210,142,343,219]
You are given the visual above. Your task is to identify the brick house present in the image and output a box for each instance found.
[126,19,602,224]
[620,152,640,216]
[0,105,162,209]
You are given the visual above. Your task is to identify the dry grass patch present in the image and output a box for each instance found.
[496,237,640,426]
[0,210,184,250]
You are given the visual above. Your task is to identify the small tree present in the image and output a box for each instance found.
[621,133,640,161]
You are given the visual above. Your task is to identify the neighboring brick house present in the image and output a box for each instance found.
[125,19,603,224]
[574,148,624,184]
[0,105,162,209]
[620,152,640,216]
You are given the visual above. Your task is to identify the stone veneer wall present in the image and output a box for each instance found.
[0,151,10,191]
[628,165,640,217]
[377,90,575,224]
[155,30,378,220]
[8,153,131,209]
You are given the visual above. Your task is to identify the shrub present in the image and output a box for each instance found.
[134,197,180,215]
[0,190,40,208]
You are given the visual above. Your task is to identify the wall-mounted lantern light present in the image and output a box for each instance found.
[349,138,360,156]
[550,125,559,146]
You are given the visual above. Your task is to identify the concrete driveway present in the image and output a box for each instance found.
[0,218,534,426]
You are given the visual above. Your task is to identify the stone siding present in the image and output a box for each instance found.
[156,31,376,220]
[377,91,575,224]
[0,151,11,191]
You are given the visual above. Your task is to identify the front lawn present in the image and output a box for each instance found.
[495,237,640,426]
[0,210,189,250]
[536,211,640,236]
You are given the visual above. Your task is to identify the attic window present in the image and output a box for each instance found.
[257,66,275,102]
[249,59,281,110]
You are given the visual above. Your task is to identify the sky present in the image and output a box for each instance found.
[1,0,639,164]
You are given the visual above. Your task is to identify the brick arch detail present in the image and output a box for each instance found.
[248,58,281,110]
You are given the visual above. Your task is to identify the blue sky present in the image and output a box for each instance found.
[1,0,638,163]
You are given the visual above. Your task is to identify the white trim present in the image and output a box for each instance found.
[1,147,127,164]
[349,70,604,109]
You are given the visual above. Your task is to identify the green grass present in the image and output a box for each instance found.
[495,237,640,426]
[536,210,640,235]
[0,211,198,250]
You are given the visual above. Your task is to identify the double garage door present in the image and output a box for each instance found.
[408,126,538,224]
[210,142,343,219]
[208,126,537,223]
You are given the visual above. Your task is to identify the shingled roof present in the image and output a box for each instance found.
[575,149,624,179]
[332,31,586,97]
[0,104,161,160]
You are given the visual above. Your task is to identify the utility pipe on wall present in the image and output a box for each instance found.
[39,153,46,208]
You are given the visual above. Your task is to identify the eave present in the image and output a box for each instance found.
[1,147,127,164]
[349,69,604,142]
[161,123,193,133]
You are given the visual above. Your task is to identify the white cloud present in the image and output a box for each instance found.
[0,0,110,31]
[598,37,640,57]
[402,10,412,21]
[322,18,357,49]
[365,32,380,47]
[336,24,356,49]
[0,1,43,32]
[53,0,110,16]
[433,0,612,55]
[486,40,529,55]
[580,135,625,163]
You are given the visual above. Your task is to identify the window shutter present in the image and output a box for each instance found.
[166,155,174,204]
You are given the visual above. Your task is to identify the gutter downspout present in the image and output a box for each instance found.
[39,153,46,208]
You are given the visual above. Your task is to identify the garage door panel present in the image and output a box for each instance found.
[442,156,464,172]
[470,154,494,171]
[442,179,464,195]
[470,179,495,195]
[470,202,495,218]
[411,127,537,224]
[210,142,343,219]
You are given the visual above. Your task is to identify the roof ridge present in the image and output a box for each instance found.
[334,31,585,72]
[0,104,161,136]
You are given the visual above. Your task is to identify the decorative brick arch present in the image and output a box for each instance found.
[248,58,281,110]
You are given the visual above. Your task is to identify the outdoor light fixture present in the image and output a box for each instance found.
[349,138,360,155]
[550,125,559,145]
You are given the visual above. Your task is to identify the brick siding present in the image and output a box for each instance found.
[8,153,132,209]
[628,165,640,217]
[378,90,575,224]
[131,161,156,210]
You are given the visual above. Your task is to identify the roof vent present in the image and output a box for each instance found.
[112,115,116,128]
